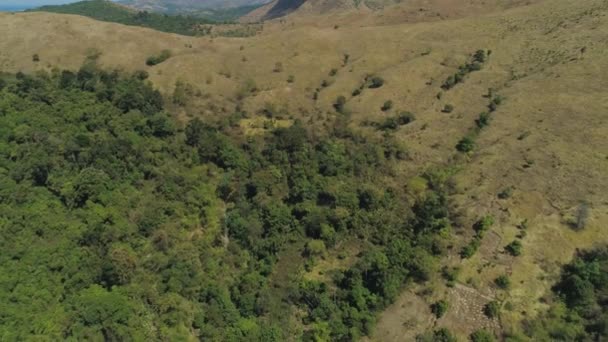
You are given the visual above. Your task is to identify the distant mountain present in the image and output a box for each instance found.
[119,0,272,12]
[241,0,395,22]
[32,0,216,35]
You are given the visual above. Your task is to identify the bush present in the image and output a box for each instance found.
[431,300,449,318]
[460,238,480,259]
[378,112,415,131]
[474,50,487,63]
[305,240,327,258]
[476,112,491,128]
[442,104,454,113]
[352,88,361,96]
[505,240,522,256]
[470,329,495,342]
[273,62,283,73]
[32,54,40,62]
[368,76,384,89]
[146,49,172,66]
[287,75,295,83]
[334,95,347,113]
[473,215,494,236]
[497,187,512,199]
[381,100,393,112]
[495,275,511,289]
[329,68,338,76]
[456,136,475,153]
[484,301,500,318]
[417,328,458,342]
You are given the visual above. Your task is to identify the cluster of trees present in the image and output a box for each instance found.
[33,0,217,36]
[456,91,503,153]
[512,247,608,341]
[146,50,173,66]
[0,64,453,340]
[442,50,489,90]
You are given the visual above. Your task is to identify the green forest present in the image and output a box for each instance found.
[0,62,605,341]
[0,62,448,340]
[32,0,217,36]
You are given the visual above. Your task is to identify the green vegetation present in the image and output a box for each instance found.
[417,328,458,342]
[484,301,501,318]
[442,104,454,113]
[505,240,523,256]
[470,329,495,342]
[146,49,172,66]
[0,65,451,340]
[495,275,511,289]
[442,50,488,90]
[381,100,393,112]
[367,76,385,89]
[378,112,416,131]
[456,135,476,153]
[33,0,215,36]
[431,300,450,318]
[515,247,608,341]
[461,215,494,258]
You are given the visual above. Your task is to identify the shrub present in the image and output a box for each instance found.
[461,238,480,259]
[431,300,449,318]
[334,96,347,113]
[476,112,491,128]
[470,329,495,342]
[456,136,475,153]
[273,62,283,73]
[329,68,338,76]
[146,50,172,66]
[497,187,512,199]
[32,54,40,62]
[495,275,511,289]
[287,75,295,83]
[474,50,487,63]
[397,112,416,125]
[378,112,415,131]
[352,88,361,96]
[442,104,454,113]
[381,100,393,112]
[305,240,326,257]
[484,301,500,318]
[505,240,522,256]
[473,215,494,236]
[442,266,460,287]
[368,76,384,89]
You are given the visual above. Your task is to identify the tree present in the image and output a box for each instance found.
[495,275,511,289]
[456,136,475,153]
[505,240,523,256]
[431,300,449,318]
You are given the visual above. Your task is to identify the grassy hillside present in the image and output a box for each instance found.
[32,0,217,35]
[0,0,607,340]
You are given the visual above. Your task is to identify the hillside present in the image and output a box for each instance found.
[1,0,607,340]
[32,0,220,34]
